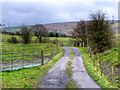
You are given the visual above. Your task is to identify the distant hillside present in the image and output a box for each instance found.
[44,21,78,35]
[45,21,119,34]
[2,20,119,34]
[4,27,20,32]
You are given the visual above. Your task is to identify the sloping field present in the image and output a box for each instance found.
[3,21,119,34]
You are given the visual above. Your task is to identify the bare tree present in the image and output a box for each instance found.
[71,20,87,47]
[32,24,48,43]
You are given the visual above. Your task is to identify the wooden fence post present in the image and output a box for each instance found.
[11,53,13,70]
[100,61,103,76]
[93,55,95,66]
[111,65,114,81]
[32,51,35,66]
[53,48,54,57]
[57,44,58,54]
[72,42,73,46]
[80,43,81,47]
[41,50,44,65]
[96,58,98,71]
[50,48,54,60]
[22,52,24,68]
[83,41,84,47]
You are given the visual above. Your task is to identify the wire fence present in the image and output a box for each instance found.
[90,52,120,84]
[50,39,81,47]
[1,48,59,72]
[99,61,119,83]
[51,39,120,84]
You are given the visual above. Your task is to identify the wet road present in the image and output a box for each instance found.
[71,47,100,88]
[39,47,71,88]
[39,47,100,88]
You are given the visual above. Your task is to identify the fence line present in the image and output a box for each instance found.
[90,53,119,84]
[50,39,119,85]
[1,48,58,71]
[99,61,119,83]
[50,40,81,47]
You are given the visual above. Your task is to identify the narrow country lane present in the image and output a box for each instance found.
[39,47,71,88]
[39,47,101,89]
[71,47,100,88]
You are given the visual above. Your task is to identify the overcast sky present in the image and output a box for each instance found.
[1,0,119,27]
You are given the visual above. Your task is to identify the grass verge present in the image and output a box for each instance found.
[69,50,75,60]
[66,61,77,89]
[67,61,72,78]
[78,47,118,88]
[2,48,64,88]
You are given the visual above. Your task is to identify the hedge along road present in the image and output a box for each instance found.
[39,47,101,88]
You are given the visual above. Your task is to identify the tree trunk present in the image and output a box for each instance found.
[39,37,42,43]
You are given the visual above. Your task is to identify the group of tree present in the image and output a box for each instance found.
[4,24,48,44]
[4,24,68,44]
[21,24,67,44]
[71,10,114,54]
[20,24,48,44]
[1,30,16,35]
[71,20,87,47]
[49,32,67,37]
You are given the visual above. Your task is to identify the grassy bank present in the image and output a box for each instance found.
[2,48,64,88]
[78,47,118,88]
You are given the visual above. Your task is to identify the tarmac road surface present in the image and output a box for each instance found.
[39,47,100,89]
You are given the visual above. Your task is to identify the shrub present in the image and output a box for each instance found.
[20,26,32,44]
[42,37,50,43]
[15,31,21,36]
[87,10,114,53]
[7,37,18,43]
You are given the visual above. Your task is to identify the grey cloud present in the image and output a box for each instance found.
[2,1,118,26]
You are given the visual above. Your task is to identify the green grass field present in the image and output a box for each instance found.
[50,37,70,41]
[112,22,119,28]
[5,27,20,32]
[1,32,65,88]
[1,33,39,43]
[1,33,20,42]
[2,48,64,88]
[49,37,73,46]
[2,42,59,62]
[1,33,71,43]
[99,48,118,66]
[1,33,66,62]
